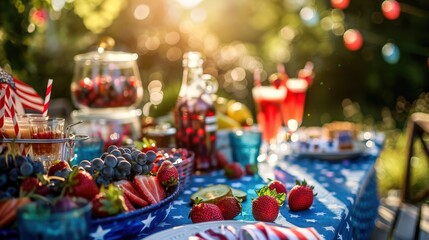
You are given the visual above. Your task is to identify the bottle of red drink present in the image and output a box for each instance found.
[174,52,217,173]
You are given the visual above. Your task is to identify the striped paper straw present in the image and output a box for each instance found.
[6,87,21,139]
[0,88,6,131]
[42,79,53,117]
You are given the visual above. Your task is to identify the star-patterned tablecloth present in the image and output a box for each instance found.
[140,140,383,240]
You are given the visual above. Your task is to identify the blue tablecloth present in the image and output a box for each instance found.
[141,144,382,240]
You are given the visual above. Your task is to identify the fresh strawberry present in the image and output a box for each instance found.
[287,179,316,211]
[224,162,244,179]
[133,175,166,204]
[157,160,179,187]
[215,150,229,169]
[0,197,31,228]
[48,160,70,176]
[114,180,149,208]
[123,194,136,212]
[252,186,286,222]
[91,184,128,218]
[214,196,242,220]
[245,164,258,176]
[189,199,224,223]
[268,179,287,195]
[20,176,50,196]
[64,168,99,201]
[140,138,158,153]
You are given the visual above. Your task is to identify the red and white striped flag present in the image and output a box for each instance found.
[0,67,44,114]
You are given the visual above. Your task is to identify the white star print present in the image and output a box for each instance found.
[328,204,342,210]
[324,226,335,233]
[316,212,326,216]
[306,219,317,223]
[231,182,242,188]
[242,176,252,181]
[290,214,299,218]
[172,215,184,219]
[157,222,171,228]
[347,197,354,204]
[165,203,173,216]
[346,222,350,231]
[140,212,156,232]
[90,225,111,240]
[337,233,343,240]
[194,178,205,183]
[173,200,187,205]
[333,215,342,220]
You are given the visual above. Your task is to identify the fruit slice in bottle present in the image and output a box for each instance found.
[190,184,233,203]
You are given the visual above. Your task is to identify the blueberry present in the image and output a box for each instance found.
[136,152,147,165]
[91,158,104,171]
[145,150,157,164]
[117,160,131,173]
[32,161,45,174]
[104,154,118,168]
[102,166,114,178]
[20,162,34,177]
[107,145,118,153]
[132,164,142,175]
[9,168,19,181]
[79,160,91,168]
[110,149,122,158]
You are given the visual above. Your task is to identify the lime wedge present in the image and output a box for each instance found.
[190,184,233,203]
[231,188,247,201]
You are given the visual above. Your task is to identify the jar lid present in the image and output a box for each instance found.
[74,50,138,63]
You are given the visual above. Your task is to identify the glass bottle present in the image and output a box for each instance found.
[174,52,217,173]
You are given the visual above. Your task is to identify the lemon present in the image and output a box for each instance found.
[214,96,230,114]
[226,101,254,126]
[217,112,241,129]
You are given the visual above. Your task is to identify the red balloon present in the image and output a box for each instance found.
[331,0,350,10]
[343,29,363,51]
[382,0,401,20]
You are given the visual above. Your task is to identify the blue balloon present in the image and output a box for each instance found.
[382,43,400,64]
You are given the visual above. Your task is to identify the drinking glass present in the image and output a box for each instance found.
[252,85,287,162]
[228,129,262,166]
[29,117,65,169]
[282,78,308,141]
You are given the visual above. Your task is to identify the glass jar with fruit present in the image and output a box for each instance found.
[70,50,143,109]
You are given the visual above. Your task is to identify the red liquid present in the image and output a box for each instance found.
[31,131,63,157]
[174,97,217,173]
[252,86,286,142]
[282,78,308,128]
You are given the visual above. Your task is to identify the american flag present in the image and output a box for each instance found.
[0,67,44,115]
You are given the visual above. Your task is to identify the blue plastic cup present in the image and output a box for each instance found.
[228,129,262,166]
[17,200,92,240]
[72,137,104,166]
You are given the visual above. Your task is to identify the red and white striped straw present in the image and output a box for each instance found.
[42,79,53,117]
[277,63,286,74]
[0,88,6,131]
[6,87,21,139]
[253,69,261,87]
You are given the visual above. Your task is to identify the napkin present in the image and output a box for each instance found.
[190,222,322,240]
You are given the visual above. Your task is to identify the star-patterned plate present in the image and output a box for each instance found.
[89,184,180,240]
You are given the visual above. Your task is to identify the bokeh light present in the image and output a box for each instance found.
[134,4,150,20]
[343,29,363,51]
[382,0,401,20]
[331,0,350,10]
[382,42,400,64]
[300,7,320,27]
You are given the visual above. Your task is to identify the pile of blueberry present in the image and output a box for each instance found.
[78,145,157,186]
[0,155,45,199]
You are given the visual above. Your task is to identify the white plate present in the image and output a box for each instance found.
[293,141,367,161]
[143,220,266,240]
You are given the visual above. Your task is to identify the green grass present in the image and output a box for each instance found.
[375,129,429,201]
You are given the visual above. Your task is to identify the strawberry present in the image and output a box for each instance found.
[0,197,31,228]
[252,186,286,222]
[91,184,128,218]
[214,196,242,220]
[133,175,166,204]
[189,199,224,223]
[252,195,279,222]
[64,168,99,201]
[157,160,179,187]
[48,160,70,176]
[123,194,136,212]
[245,164,258,176]
[268,179,287,195]
[287,179,316,211]
[20,176,50,196]
[114,180,149,208]
[215,150,229,169]
[140,138,158,153]
[224,162,244,179]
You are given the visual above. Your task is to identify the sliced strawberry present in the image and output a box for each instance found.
[123,194,136,212]
[114,180,149,208]
[133,175,166,204]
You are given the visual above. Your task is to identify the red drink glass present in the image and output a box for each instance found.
[282,78,308,131]
[252,86,287,144]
